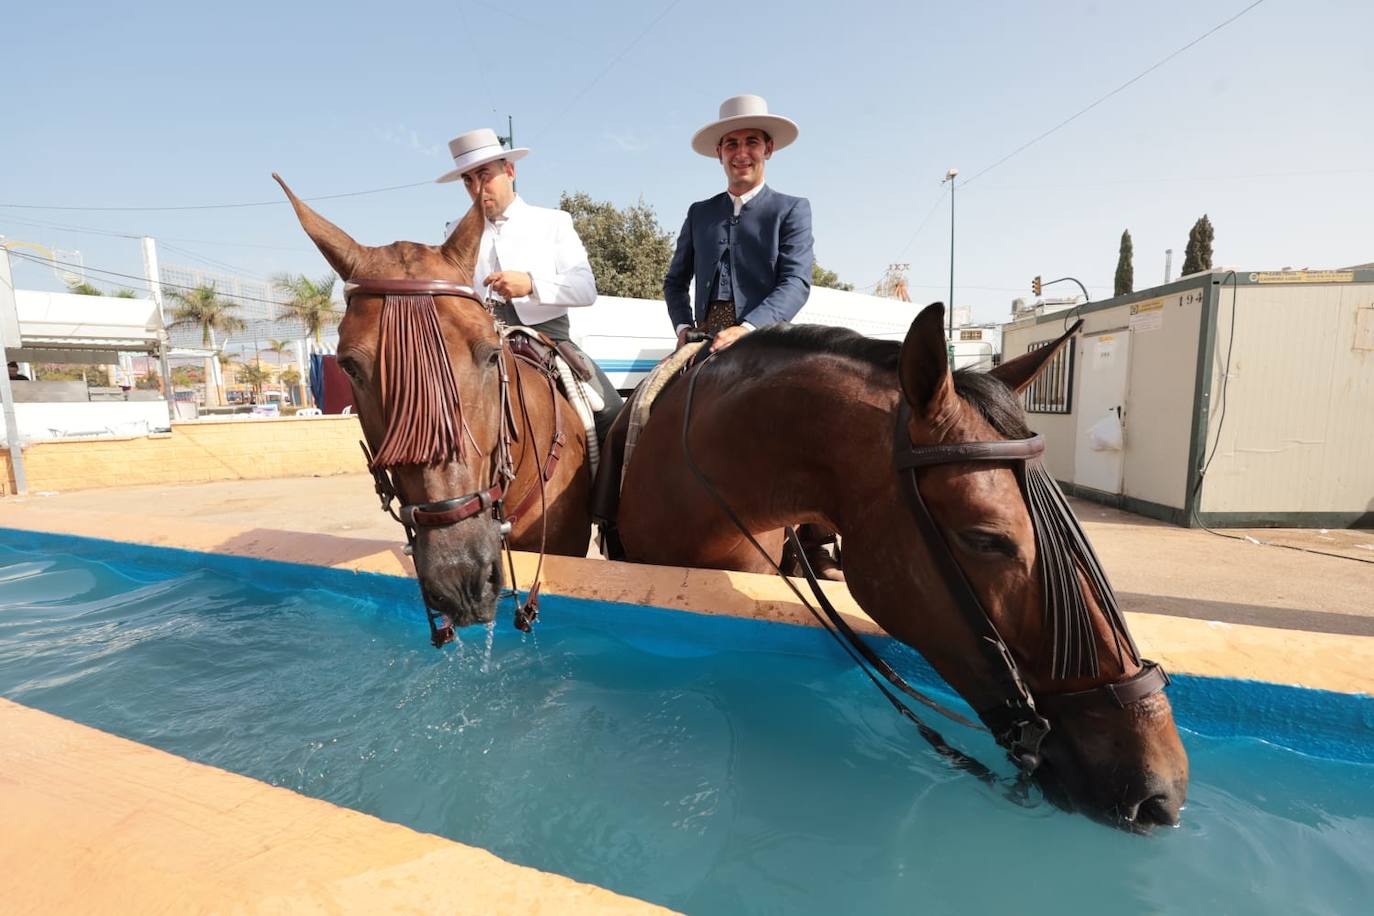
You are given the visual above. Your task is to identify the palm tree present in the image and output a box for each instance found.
[273,273,341,345]
[66,281,104,296]
[263,337,293,365]
[169,284,245,408]
[114,288,138,298]
[168,283,246,348]
[280,366,302,406]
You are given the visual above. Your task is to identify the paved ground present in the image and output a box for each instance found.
[9,474,1373,636]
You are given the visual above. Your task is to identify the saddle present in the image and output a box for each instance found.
[502,326,605,475]
[591,340,707,559]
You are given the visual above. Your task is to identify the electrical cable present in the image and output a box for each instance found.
[961,0,1267,187]
[4,247,291,307]
[0,180,431,212]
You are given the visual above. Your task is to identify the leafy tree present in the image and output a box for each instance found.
[135,369,161,390]
[1181,214,1215,276]
[171,365,203,387]
[812,262,854,291]
[167,282,246,348]
[237,362,272,398]
[1114,230,1134,296]
[273,274,341,344]
[280,367,301,387]
[558,192,673,299]
[34,363,106,382]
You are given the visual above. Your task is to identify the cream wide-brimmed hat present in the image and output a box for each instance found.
[435,128,529,184]
[690,95,799,158]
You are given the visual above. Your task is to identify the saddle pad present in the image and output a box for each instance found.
[622,340,707,488]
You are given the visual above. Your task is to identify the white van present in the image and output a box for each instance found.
[568,287,996,393]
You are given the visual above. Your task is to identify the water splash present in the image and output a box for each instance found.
[482,620,495,673]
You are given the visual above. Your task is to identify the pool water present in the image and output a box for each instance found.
[0,534,1370,915]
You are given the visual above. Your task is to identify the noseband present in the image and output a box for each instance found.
[892,401,1169,770]
[344,277,564,646]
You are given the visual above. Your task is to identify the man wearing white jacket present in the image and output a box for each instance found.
[439,127,623,442]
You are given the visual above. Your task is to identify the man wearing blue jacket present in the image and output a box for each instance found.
[661,96,840,578]
[664,95,814,352]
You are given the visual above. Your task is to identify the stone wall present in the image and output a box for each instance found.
[1,415,367,494]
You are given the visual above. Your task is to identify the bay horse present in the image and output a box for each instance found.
[275,175,591,641]
[608,305,1189,829]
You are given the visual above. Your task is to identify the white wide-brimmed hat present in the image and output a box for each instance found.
[435,128,529,184]
[690,95,799,158]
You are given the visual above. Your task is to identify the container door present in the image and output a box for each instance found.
[1073,331,1131,495]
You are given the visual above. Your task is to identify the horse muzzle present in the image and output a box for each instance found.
[413,522,506,631]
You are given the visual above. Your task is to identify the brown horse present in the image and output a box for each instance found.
[609,305,1189,829]
[276,175,591,636]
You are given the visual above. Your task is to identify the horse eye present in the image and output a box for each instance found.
[960,529,1020,559]
[338,358,364,381]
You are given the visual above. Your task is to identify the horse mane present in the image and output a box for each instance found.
[717,324,1031,438]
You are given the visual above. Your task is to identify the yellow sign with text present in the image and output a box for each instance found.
[1250,270,1354,284]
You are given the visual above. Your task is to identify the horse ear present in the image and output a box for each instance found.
[273,173,363,280]
[439,201,484,282]
[989,318,1083,393]
[899,303,957,419]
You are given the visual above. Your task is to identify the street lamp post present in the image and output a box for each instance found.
[942,168,959,367]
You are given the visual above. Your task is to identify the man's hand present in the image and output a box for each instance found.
[710,324,751,352]
[487,271,533,300]
[675,327,693,350]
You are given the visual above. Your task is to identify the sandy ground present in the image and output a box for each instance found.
[8,473,1372,636]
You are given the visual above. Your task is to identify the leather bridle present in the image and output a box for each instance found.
[679,344,1169,777]
[890,400,1169,770]
[343,277,566,646]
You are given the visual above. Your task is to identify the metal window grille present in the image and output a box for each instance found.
[1022,338,1074,414]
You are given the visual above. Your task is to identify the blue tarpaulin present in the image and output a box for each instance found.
[309,353,325,408]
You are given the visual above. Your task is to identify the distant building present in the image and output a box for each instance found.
[1011,295,1082,321]
[1001,267,1374,528]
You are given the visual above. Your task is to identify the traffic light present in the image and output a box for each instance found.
[1032,275,1042,296]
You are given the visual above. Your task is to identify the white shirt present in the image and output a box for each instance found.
[730,181,765,217]
[444,195,597,326]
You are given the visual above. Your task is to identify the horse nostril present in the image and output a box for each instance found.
[1133,792,1182,828]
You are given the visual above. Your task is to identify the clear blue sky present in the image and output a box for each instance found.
[4,0,1371,324]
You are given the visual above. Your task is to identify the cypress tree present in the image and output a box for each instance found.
[1114,229,1134,296]
[1181,214,1215,275]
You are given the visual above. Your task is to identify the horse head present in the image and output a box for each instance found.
[276,174,508,631]
[841,303,1189,830]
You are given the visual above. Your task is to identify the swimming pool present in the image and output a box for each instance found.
[1,530,1370,914]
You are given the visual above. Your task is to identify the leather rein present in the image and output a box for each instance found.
[678,343,1168,779]
[343,277,567,647]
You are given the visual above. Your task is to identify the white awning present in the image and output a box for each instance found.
[14,289,163,353]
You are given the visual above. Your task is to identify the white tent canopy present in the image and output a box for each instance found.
[10,289,163,360]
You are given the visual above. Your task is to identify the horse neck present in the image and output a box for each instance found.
[697,358,897,534]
